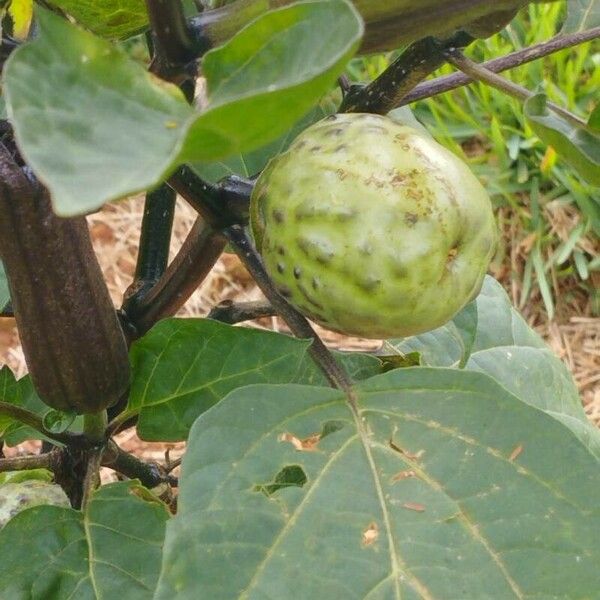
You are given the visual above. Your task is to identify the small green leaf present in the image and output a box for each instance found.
[156,369,600,599]
[0,261,9,310]
[42,409,76,434]
[47,0,148,39]
[128,318,380,442]
[0,469,53,485]
[180,0,363,162]
[4,8,192,216]
[524,93,600,186]
[0,481,169,598]
[561,0,600,33]
[0,367,53,446]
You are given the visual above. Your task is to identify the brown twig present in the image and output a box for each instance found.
[208,300,276,324]
[444,49,587,127]
[0,448,62,473]
[401,27,600,106]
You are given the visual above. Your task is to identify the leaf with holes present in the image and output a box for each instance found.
[47,0,148,39]
[155,368,600,599]
[127,318,381,442]
[0,481,169,598]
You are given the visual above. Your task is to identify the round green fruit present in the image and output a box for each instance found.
[251,113,497,339]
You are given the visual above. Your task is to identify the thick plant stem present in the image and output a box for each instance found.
[126,218,226,338]
[224,225,353,393]
[401,27,600,106]
[103,441,176,488]
[123,184,176,315]
[80,411,108,508]
[0,449,61,473]
[444,49,587,127]
[81,448,103,509]
[146,0,195,70]
[340,32,472,114]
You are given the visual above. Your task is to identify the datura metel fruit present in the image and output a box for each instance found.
[251,113,497,339]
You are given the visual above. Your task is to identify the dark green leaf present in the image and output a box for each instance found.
[561,0,600,33]
[525,93,600,187]
[156,369,600,599]
[47,0,148,39]
[0,481,169,599]
[180,0,363,162]
[4,8,192,216]
[128,318,380,442]
[0,261,9,311]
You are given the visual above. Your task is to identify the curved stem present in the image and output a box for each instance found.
[125,218,226,338]
[0,401,81,446]
[224,225,353,393]
[401,27,600,106]
[444,49,587,127]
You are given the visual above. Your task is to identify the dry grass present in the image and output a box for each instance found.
[0,194,598,437]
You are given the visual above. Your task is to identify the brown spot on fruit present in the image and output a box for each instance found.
[404,212,418,226]
[272,209,285,223]
[277,263,285,274]
[293,267,302,279]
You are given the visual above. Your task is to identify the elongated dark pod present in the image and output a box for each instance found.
[0,145,130,414]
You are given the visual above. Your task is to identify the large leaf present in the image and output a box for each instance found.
[392,276,544,368]
[48,0,148,39]
[0,481,169,599]
[128,318,381,442]
[179,0,363,162]
[389,277,599,455]
[156,368,600,599]
[0,366,53,446]
[525,93,600,187]
[4,2,361,216]
[0,261,9,310]
[561,0,600,33]
[4,8,191,216]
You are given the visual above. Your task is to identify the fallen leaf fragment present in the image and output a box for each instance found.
[391,470,417,483]
[402,502,426,512]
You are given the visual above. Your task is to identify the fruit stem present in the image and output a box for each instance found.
[83,411,108,445]
[224,225,354,393]
[444,49,587,128]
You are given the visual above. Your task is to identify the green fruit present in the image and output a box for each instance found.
[251,113,497,339]
[0,480,70,528]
